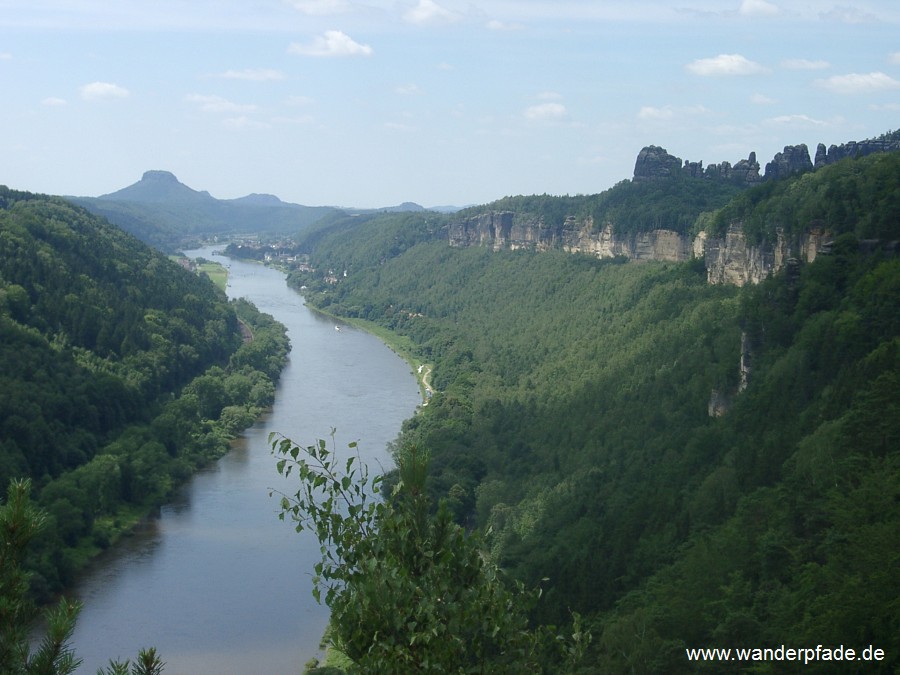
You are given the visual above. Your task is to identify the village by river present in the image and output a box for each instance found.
[65,247,421,674]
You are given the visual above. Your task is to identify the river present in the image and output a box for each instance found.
[64,247,421,674]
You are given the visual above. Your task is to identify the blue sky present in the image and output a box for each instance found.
[2,0,899,208]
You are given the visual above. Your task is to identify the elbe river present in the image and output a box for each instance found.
[65,247,421,674]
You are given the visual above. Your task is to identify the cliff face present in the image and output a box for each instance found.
[448,212,694,261]
[449,133,899,286]
[448,213,827,286]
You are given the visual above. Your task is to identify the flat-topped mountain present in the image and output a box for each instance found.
[98,170,216,204]
[71,171,338,251]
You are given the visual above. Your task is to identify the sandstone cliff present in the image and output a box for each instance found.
[449,132,899,286]
[448,212,830,286]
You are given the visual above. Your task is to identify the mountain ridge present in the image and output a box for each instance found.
[98,169,216,203]
[71,171,339,251]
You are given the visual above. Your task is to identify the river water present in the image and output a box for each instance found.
[65,247,421,674]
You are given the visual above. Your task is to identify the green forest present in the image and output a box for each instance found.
[287,150,899,673]
[1,142,898,673]
[0,187,289,600]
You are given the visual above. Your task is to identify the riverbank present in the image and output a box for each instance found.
[38,246,419,673]
[41,308,288,596]
[303,304,433,405]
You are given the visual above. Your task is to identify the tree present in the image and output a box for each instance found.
[0,478,165,675]
[98,648,166,675]
[0,478,82,674]
[271,434,588,673]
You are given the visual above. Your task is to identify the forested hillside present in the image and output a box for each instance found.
[457,173,745,237]
[287,151,899,673]
[0,187,289,596]
[713,149,900,244]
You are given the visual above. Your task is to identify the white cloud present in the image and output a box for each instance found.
[79,81,129,100]
[218,68,284,81]
[286,95,314,106]
[486,19,524,31]
[42,97,67,106]
[524,102,567,121]
[222,116,269,130]
[394,83,422,95]
[815,72,900,94]
[404,0,459,25]
[750,92,776,104]
[819,6,877,23]
[273,114,316,125]
[637,104,710,120]
[286,0,350,15]
[288,31,372,57]
[0,52,12,60]
[764,114,829,127]
[385,121,417,132]
[889,52,900,65]
[686,54,768,76]
[781,58,829,70]
[638,105,674,121]
[186,94,258,113]
[739,0,780,17]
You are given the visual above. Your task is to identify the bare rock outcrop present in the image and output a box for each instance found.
[703,153,762,184]
[820,136,900,164]
[448,213,832,288]
[764,144,814,181]
[633,146,762,185]
[632,146,683,182]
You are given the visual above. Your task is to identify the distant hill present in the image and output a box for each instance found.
[70,170,339,251]
[427,204,467,213]
[97,169,216,204]
[344,202,465,215]
[227,193,293,208]
[382,201,426,213]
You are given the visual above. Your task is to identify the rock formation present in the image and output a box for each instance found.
[448,132,898,287]
[632,146,762,185]
[819,135,900,165]
[447,212,834,286]
[814,143,828,168]
[631,130,900,187]
[764,144,814,180]
[632,146,683,182]
[702,153,762,184]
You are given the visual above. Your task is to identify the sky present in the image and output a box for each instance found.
[1,0,899,208]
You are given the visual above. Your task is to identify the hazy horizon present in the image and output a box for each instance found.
[3,0,899,207]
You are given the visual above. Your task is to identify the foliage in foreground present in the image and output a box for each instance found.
[272,435,589,674]
[0,478,164,675]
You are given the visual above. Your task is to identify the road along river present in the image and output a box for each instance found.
[65,246,421,674]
